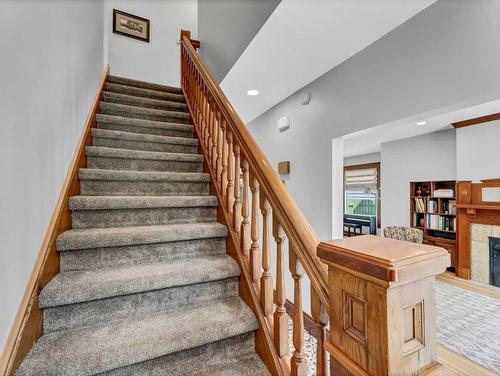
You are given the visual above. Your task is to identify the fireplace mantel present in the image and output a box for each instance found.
[456,179,500,279]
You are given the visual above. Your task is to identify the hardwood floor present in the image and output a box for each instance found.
[438,346,498,376]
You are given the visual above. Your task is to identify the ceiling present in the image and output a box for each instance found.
[343,99,500,157]
[220,0,437,123]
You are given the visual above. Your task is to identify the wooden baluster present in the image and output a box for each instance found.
[249,172,261,285]
[197,72,202,129]
[220,119,228,200]
[217,118,224,187]
[289,248,308,376]
[273,214,289,357]
[232,144,241,236]
[226,130,234,214]
[212,111,219,171]
[259,190,272,318]
[240,157,251,259]
[194,70,200,128]
[311,288,328,376]
[202,85,207,146]
[208,98,214,162]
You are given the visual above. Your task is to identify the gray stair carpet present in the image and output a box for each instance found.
[16,75,270,376]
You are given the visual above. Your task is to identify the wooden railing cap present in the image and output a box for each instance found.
[317,235,450,283]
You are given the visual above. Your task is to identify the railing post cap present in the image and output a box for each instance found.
[317,235,450,284]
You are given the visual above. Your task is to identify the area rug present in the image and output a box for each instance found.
[435,281,500,374]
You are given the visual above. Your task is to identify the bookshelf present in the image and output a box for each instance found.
[410,180,456,268]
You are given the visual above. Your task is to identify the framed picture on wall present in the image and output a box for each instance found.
[113,9,150,43]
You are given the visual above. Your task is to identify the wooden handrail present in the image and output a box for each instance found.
[180,32,329,309]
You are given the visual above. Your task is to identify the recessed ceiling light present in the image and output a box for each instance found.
[416,121,427,126]
[247,89,259,96]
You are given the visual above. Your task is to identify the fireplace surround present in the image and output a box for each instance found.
[455,179,500,281]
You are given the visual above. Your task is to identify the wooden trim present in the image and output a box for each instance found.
[455,179,500,280]
[437,272,500,300]
[343,162,380,171]
[343,162,381,228]
[179,29,200,49]
[437,346,497,376]
[451,112,500,129]
[0,65,109,376]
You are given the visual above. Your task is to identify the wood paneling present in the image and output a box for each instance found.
[0,65,110,376]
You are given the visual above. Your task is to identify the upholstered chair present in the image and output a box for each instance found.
[383,226,424,244]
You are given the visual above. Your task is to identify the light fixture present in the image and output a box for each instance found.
[247,89,259,96]
[416,121,427,126]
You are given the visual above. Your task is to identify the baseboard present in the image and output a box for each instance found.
[437,272,500,300]
[0,65,109,376]
[437,346,497,376]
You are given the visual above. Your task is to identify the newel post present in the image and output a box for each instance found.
[317,235,450,376]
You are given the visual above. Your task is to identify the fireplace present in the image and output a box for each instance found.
[455,179,500,281]
[490,237,500,287]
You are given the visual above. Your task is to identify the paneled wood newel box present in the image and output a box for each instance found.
[318,236,450,376]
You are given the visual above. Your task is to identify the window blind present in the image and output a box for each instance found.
[344,168,378,190]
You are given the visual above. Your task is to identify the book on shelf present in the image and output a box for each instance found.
[427,199,437,213]
[414,197,426,212]
[426,214,455,231]
[434,189,455,198]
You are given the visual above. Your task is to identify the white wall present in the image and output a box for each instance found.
[0,0,104,351]
[380,129,457,228]
[248,0,500,240]
[344,152,381,167]
[103,0,197,86]
[198,0,280,82]
[456,121,500,182]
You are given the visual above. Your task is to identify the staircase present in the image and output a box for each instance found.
[16,75,270,376]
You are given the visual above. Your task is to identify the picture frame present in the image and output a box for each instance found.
[113,9,150,43]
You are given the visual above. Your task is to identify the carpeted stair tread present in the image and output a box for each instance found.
[92,128,197,146]
[108,75,183,94]
[102,333,270,376]
[96,113,193,133]
[16,297,258,376]
[57,222,227,251]
[86,146,203,162]
[79,168,210,182]
[103,91,188,112]
[105,82,185,103]
[69,195,218,210]
[91,128,199,154]
[39,254,239,308]
[100,102,190,123]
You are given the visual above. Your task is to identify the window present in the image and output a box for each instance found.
[344,163,380,227]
